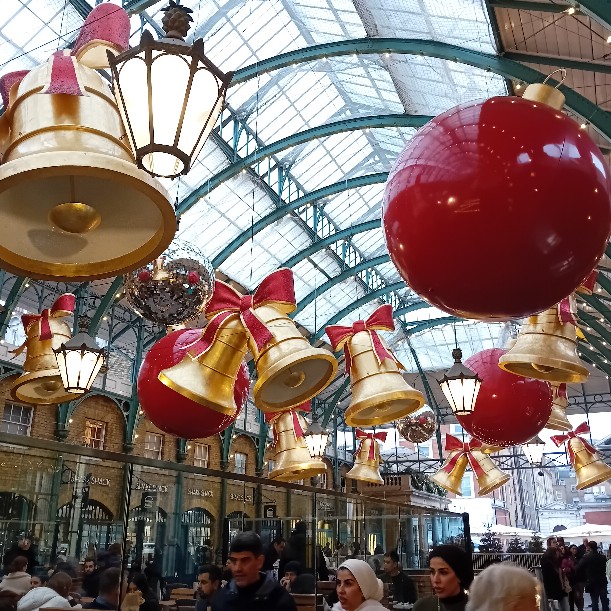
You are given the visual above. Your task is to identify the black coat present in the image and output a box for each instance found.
[262,544,279,572]
[577,550,608,588]
[541,549,567,601]
[210,573,296,611]
[2,544,37,574]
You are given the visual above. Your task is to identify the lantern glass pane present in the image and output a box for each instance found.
[55,350,69,389]
[306,432,328,459]
[441,376,480,415]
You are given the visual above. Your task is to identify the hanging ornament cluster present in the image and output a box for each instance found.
[546,383,572,431]
[382,75,611,321]
[551,422,611,490]
[158,268,337,414]
[125,241,215,326]
[10,294,82,405]
[456,349,552,447]
[499,294,589,383]
[346,429,387,485]
[431,434,510,496]
[397,410,436,444]
[137,328,249,439]
[0,4,175,280]
[326,304,424,426]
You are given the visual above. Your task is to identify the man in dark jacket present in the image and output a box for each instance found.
[84,568,121,610]
[577,541,609,611]
[541,537,569,611]
[279,522,307,578]
[2,537,37,575]
[81,558,101,598]
[195,565,222,611]
[262,536,285,573]
[211,532,296,611]
[382,550,417,604]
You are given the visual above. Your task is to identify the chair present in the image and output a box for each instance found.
[291,593,324,611]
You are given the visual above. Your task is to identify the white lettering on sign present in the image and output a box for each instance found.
[187,488,214,497]
[135,482,168,493]
[230,493,253,502]
[318,502,332,510]
[70,474,110,486]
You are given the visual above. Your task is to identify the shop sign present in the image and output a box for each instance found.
[264,505,276,518]
[187,488,214,497]
[318,502,333,510]
[230,493,252,502]
[65,473,110,487]
[135,481,168,493]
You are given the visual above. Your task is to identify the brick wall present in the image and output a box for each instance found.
[229,434,258,476]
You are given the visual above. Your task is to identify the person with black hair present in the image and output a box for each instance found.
[126,574,159,611]
[195,565,222,611]
[17,572,79,611]
[279,522,307,578]
[81,559,100,599]
[576,541,609,611]
[381,550,416,604]
[211,532,296,611]
[262,537,285,574]
[3,538,37,576]
[84,568,121,610]
[412,545,473,611]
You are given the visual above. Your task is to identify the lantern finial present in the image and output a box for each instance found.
[161,1,194,40]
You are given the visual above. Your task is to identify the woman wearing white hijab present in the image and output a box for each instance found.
[332,559,386,611]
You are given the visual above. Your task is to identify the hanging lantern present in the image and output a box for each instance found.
[326,304,424,426]
[397,410,436,444]
[498,294,589,383]
[439,348,481,416]
[522,436,546,470]
[552,422,611,490]
[138,328,248,438]
[0,4,176,280]
[546,383,572,431]
[430,434,510,496]
[106,1,232,178]
[346,430,387,485]
[54,320,106,394]
[457,349,552,447]
[383,74,611,321]
[10,294,82,405]
[304,419,330,460]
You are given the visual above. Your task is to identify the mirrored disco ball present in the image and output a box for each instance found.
[397,409,436,444]
[124,241,215,326]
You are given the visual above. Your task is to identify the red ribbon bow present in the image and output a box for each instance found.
[355,429,387,460]
[556,383,567,400]
[193,269,296,360]
[21,293,76,340]
[551,421,597,465]
[577,270,598,295]
[442,434,486,478]
[558,295,577,326]
[269,409,307,447]
[326,304,397,375]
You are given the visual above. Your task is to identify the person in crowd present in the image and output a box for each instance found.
[126,574,159,611]
[332,558,385,611]
[210,531,296,611]
[577,538,589,561]
[465,562,538,611]
[81,558,100,599]
[323,543,333,558]
[572,544,585,611]
[291,574,315,595]
[280,561,301,592]
[606,547,611,584]
[381,550,416,604]
[195,565,222,611]
[0,591,18,611]
[0,556,32,596]
[262,536,285,573]
[52,561,77,579]
[560,544,577,611]
[29,576,45,589]
[3,538,37,575]
[317,546,329,582]
[84,568,121,610]
[412,545,473,611]
[576,540,609,611]
[279,522,307,578]
[541,536,570,611]
[17,572,80,611]
[143,560,164,601]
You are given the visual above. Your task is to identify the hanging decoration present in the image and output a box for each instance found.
[456,349,552,447]
[577,270,598,296]
[124,241,215,326]
[326,304,424,426]
[10,294,82,405]
[546,383,572,431]
[138,328,248,438]
[266,405,327,482]
[499,294,589,383]
[0,4,176,280]
[397,410,436,444]
[551,422,611,490]
[346,429,387,485]
[382,74,611,321]
[430,434,510,496]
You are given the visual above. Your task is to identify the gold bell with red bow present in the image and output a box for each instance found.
[266,408,327,482]
[552,423,611,490]
[0,4,175,280]
[10,294,82,404]
[546,383,572,431]
[498,294,589,383]
[326,305,424,427]
[346,430,386,484]
[431,434,510,496]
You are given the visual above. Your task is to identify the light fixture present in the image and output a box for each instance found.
[304,419,330,460]
[54,321,105,394]
[439,348,482,416]
[107,1,233,179]
[523,435,546,475]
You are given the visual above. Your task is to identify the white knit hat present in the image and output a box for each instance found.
[338,559,384,601]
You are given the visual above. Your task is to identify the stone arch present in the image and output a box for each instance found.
[230,434,258,476]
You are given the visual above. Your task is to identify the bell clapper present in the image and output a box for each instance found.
[48,176,101,234]
[284,368,306,388]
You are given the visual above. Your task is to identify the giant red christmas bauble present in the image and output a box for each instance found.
[456,348,552,447]
[137,329,249,439]
[383,96,611,320]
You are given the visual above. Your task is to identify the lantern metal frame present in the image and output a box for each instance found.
[304,419,331,460]
[439,347,482,416]
[522,435,546,472]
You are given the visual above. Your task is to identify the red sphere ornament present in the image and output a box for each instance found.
[137,329,249,439]
[187,270,200,285]
[456,348,552,447]
[138,269,152,283]
[383,95,611,320]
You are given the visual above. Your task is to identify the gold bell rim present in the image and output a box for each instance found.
[10,370,81,405]
[268,462,327,481]
[478,473,511,496]
[575,466,611,490]
[345,389,425,427]
[498,355,589,383]
[346,473,384,485]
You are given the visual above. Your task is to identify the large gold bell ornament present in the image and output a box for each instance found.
[431,434,510,496]
[201,269,337,412]
[552,423,611,490]
[266,408,327,482]
[326,304,424,427]
[546,383,572,431]
[0,5,175,280]
[10,294,82,405]
[498,295,589,383]
[346,430,387,485]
